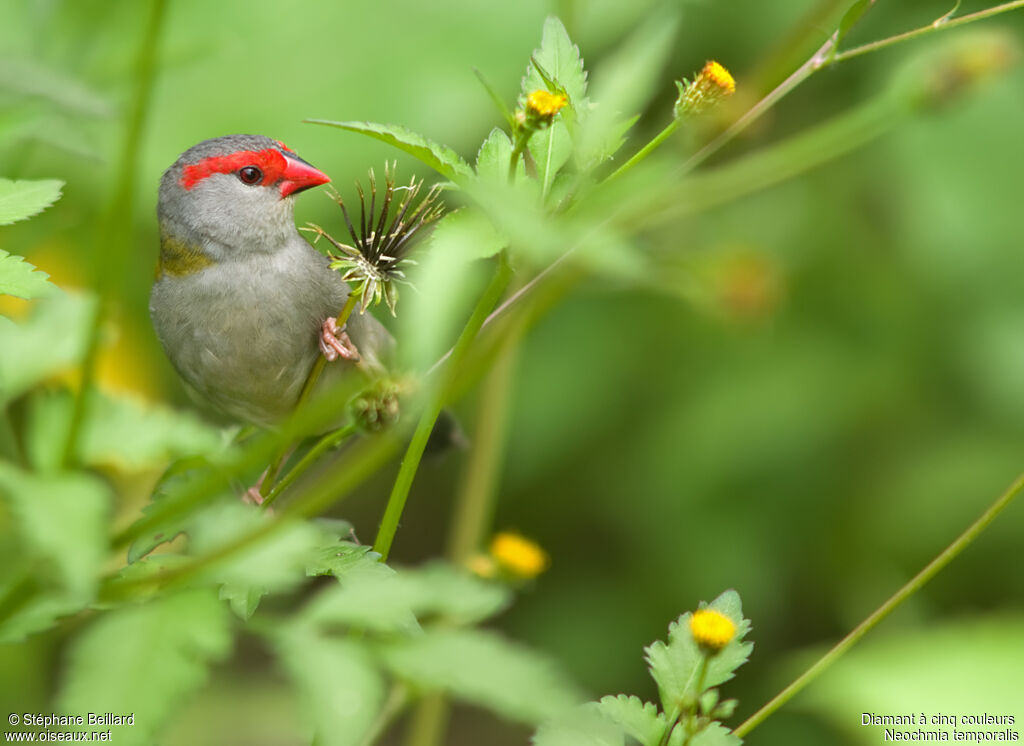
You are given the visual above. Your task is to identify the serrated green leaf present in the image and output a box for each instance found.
[379,627,583,724]
[476,128,524,184]
[0,249,56,298]
[529,121,573,202]
[644,590,753,715]
[0,291,97,404]
[533,705,626,746]
[304,561,510,633]
[58,590,231,746]
[274,626,385,746]
[0,178,64,225]
[597,694,669,745]
[126,456,227,563]
[690,723,742,746]
[190,502,328,618]
[522,17,588,107]
[24,388,223,472]
[307,120,472,181]
[306,540,374,578]
[576,14,677,171]
[0,464,109,642]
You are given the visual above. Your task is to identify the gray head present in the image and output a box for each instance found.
[158,134,330,257]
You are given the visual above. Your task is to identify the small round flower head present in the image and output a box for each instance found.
[490,531,549,579]
[675,60,736,117]
[690,608,736,653]
[700,61,736,96]
[526,89,568,118]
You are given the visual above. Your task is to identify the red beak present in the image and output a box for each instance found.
[279,151,330,197]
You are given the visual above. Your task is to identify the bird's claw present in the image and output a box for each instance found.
[320,317,361,362]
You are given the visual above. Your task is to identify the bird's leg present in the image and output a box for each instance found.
[319,317,361,362]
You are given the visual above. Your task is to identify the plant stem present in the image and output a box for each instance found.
[446,324,521,564]
[832,0,1024,65]
[605,118,681,183]
[734,471,1024,739]
[260,423,358,508]
[683,0,1024,174]
[61,0,167,467]
[373,252,512,561]
[100,432,400,600]
[404,316,524,746]
[404,692,449,746]
[260,292,361,498]
[357,684,410,746]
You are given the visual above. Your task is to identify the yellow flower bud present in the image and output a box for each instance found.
[525,89,568,119]
[489,531,549,579]
[690,609,736,652]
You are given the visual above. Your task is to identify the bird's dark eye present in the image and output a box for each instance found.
[238,166,263,185]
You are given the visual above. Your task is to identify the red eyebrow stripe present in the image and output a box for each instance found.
[181,148,288,190]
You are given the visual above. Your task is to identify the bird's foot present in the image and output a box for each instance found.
[242,486,266,506]
[320,317,361,362]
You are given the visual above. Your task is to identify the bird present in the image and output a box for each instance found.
[150,134,393,430]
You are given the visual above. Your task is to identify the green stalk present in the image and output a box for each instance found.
[62,0,167,467]
[373,252,513,561]
[447,319,523,564]
[260,291,360,498]
[260,422,358,508]
[605,118,681,183]
[100,431,400,600]
[683,0,1024,174]
[734,472,1024,738]
[406,315,525,746]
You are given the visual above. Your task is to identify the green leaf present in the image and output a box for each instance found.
[304,561,509,632]
[690,723,742,746]
[306,539,375,578]
[644,591,753,715]
[58,590,232,746]
[576,14,677,171]
[533,706,626,746]
[474,67,516,129]
[23,388,223,472]
[0,463,109,642]
[307,120,472,181]
[837,0,875,45]
[528,121,573,202]
[189,502,329,619]
[522,17,588,107]
[0,249,56,298]
[274,625,385,746]
[0,291,97,404]
[0,178,63,226]
[476,128,525,184]
[430,208,507,261]
[126,456,226,563]
[379,627,583,724]
[597,695,669,745]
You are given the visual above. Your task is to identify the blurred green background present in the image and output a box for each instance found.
[3,0,1024,744]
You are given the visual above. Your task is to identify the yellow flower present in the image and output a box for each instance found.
[674,60,735,117]
[690,609,736,652]
[490,531,549,578]
[700,60,735,96]
[525,89,568,118]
